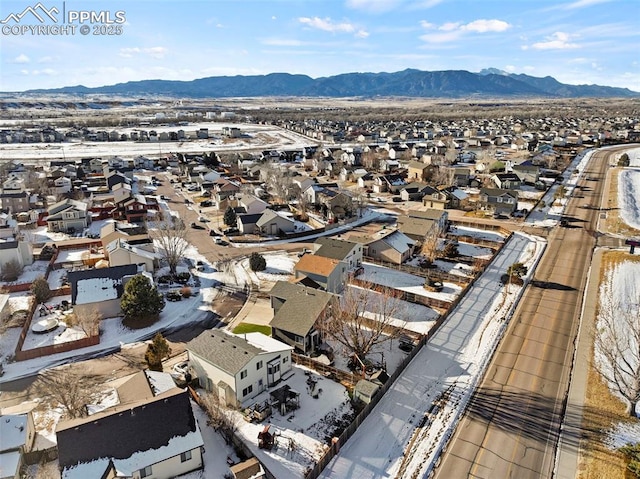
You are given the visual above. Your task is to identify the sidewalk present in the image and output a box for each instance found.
[555,247,603,478]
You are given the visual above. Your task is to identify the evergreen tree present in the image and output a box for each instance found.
[145,332,171,372]
[249,252,267,272]
[120,274,165,325]
[223,206,237,227]
[31,276,52,304]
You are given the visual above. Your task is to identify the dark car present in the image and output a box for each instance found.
[166,290,182,301]
[190,222,204,229]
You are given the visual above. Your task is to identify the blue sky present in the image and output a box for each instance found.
[1,0,639,92]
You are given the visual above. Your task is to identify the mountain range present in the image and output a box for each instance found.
[23,68,639,98]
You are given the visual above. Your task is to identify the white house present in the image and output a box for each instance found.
[187,331,293,408]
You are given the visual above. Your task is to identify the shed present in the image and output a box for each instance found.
[353,379,380,405]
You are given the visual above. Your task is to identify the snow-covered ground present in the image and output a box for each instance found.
[448,225,505,243]
[596,258,640,446]
[359,263,462,302]
[320,232,546,479]
[618,168,640,231]
[231,365,355,479]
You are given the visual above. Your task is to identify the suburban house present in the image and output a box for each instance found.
[236,213,263,235]
[397,209,449,242]
[269,281,335,356]
[187,331,293,408]
[0,234,33,274]
[293,253,346,293]
[313,236,363,271]
[0,412,36,479]
[100,221,151,250]
[56,389,204,479]
[237,195,268,215]
[255,210,296,236]
[512,163,540,184]
[68,264,140,319]
[478,188,519,214]
[314,189,354,221]
[350,229,415,265]
[399,183,440,203]
[0,191,30,214]
[491,172,522,190]
[420,186,449,210]
[407,161,431,181]
[105,238,160,272]
[45,199,90,233]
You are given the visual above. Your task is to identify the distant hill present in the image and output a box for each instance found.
[22,68,639,98]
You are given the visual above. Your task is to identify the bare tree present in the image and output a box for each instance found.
[149,215,188,276]
[66,306,101,336]
[320,283,405,363]
[0,259,23,282]
[594,275,640,417]
[263,161,293,204]
[199,390,240,445]
[420,222,446,263]
[31,368,100,419]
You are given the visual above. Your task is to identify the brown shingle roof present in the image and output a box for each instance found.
[294,254,340,277]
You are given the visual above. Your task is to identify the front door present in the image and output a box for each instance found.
[267,358,281,386]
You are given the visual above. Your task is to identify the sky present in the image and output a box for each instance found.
[0,0,639,92]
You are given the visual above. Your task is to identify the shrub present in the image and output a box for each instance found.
[249,252,267,272]
[0,259,23,282]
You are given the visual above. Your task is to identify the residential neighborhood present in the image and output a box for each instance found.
[0,107,638,479]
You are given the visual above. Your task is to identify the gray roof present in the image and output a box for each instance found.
[406,209,446,221]
[187,330,262,375]
[269,281,334,337]
[480,188,518,198]
[314,237,358,261]
[397,215,437,239]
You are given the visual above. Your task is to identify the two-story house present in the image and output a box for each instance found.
[187,331,293,408]
[478,188,519,215]
[45,199,90,233]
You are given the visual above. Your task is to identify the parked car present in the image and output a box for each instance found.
[190,222,204,229]
[166,290,182,301]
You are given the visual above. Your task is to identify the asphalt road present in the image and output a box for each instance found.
[433,149,614,479]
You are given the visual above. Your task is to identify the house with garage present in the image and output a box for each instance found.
[68,264,140,319]
[237,213,263,235]
[293,253,346,293]
[269,281,336,356]
[100,221,152,250]
[0,412,36,479]
[399,183,441,203]
[478,188,519,215]
[237,194,268,215]
[187,331,293,408]
[255,210,296,236]
[56,388,203,479]
[407,161,431,182]
[45,199,90,233]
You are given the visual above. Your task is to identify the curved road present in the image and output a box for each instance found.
[433,148,619,479]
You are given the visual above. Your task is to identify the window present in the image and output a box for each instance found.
[180,450,192,463]
[283,356,288,364]
[240,369,247,379]
[258,379,263,387]
[242,385,253,397]
[140,466,152,478]
[256,361,263,370]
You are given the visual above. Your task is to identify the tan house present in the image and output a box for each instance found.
[350,229,415,265]
[293,253,346,293]
[105,238,160,272]
[45,199,90,233]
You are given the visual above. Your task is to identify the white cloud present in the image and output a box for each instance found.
[12,54,30,64]
[119,47,141,58]
[298,16,368,38]
[462,19,510,33]
[271,16,277,20]
[298,17,355,33]
[420,18,511,44]
[145,47,167,59]
[530,32,579,50]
